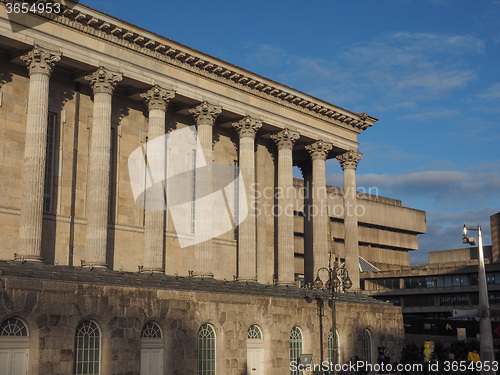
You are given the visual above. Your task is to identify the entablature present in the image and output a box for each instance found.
[0,0,377,137]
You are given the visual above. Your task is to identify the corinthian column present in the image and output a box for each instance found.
[189,101,221,278]
[84,67,122,268]
[232,116,262,282]
[17,45,61,262]
[270,129,299,285]
[305,140,333,283]
[336,150,362,290]
[140,85,175,273]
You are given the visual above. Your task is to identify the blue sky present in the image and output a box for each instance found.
[84,0,500,265]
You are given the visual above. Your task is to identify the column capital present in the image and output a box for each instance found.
[189,101,221,125]
[305,140,333,161]
[232,116,262,139]
[20,45,61,76]
[140,85,175,112]
[270,128,299,150]
[336,150,362,170]
[85,66,123,95]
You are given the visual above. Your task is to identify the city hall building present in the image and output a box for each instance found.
[0,1,425,374]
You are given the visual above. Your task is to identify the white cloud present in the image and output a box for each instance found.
[243,32,484,111]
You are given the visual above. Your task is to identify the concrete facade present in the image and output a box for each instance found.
[0,1,425,373]
[361,213,500,346]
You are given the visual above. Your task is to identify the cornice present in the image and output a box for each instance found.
[0,0,377,132]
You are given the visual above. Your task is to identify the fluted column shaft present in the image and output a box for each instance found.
[306,140,333,283]
[233,117,262,282]
[337,150,362,290]
[84,67,122,267]
[271,129,299,285]
[17,46,61,262]
[189,102,221,278]
[141,86,175,273]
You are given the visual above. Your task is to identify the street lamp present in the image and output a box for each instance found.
[313,256,352,374]
[463,223,495,375]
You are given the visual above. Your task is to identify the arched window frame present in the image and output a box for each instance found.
[0,317,29,337]
[290,326,303,375]
[74,319,101,375]
[141,322,162,339]
[247,325,263,340]
[328,329,340,365]
[361,329,372,364]
[197,323,216,375]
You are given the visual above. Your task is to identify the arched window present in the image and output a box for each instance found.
[141,322,162,339]
[247,325,264,374]
[0,318,29,375]
[198,324,216,375]
[74,320,101,375]
[290,326,302,375]
[361,329,372,364]
[0,318,28,337]
[140,322,163,375]
[247,325,262,340]
[328,329,339,365]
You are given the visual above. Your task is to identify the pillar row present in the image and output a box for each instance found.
[84,67,122,267]
[140,85,175,273]
[232,116,262,282]
[336,150,362,290]
[189,101,221,278]
[305,140,333,283]
[271,128,299,285]
[17,45,61,262]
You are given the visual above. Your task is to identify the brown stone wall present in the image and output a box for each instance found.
[0,274,404,375]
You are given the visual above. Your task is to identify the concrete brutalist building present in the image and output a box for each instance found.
[0,1,426,374]
[362,212,500,346]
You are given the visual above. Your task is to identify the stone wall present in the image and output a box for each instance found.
[0,263,404,375]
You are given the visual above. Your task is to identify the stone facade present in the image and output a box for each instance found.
[0,262,404,375]
[0,1,421,373]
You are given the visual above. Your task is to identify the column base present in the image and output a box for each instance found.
[277,280,296,286]
[141,267,164,275]
[237,277,257,283]
[81,261,108,269]
[14,253,43,262]
[192,272,214,279]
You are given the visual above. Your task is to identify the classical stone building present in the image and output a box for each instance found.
[0,1,425,374]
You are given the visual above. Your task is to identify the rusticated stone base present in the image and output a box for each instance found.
[0,262,403,375]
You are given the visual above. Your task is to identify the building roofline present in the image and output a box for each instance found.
[3,0,377,133]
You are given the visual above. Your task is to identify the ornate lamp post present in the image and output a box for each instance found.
[463,223,495,375]
[313,255,352,373]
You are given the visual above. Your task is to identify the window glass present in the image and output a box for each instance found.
[141,322,162,338]
[328,329,340,366]
[426,277,436,288]
[0,318,28,336]
[461,275,469,286]
[444,275,452,287]
[487,273,495,285]
[247,325,262,340]
[437,276,444,288]
[198,324,216,375]
[361,330,372,364]
[74,320,100,375]
[452,275,461,287]
[470,274,479,286]
[290,327,303,375]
